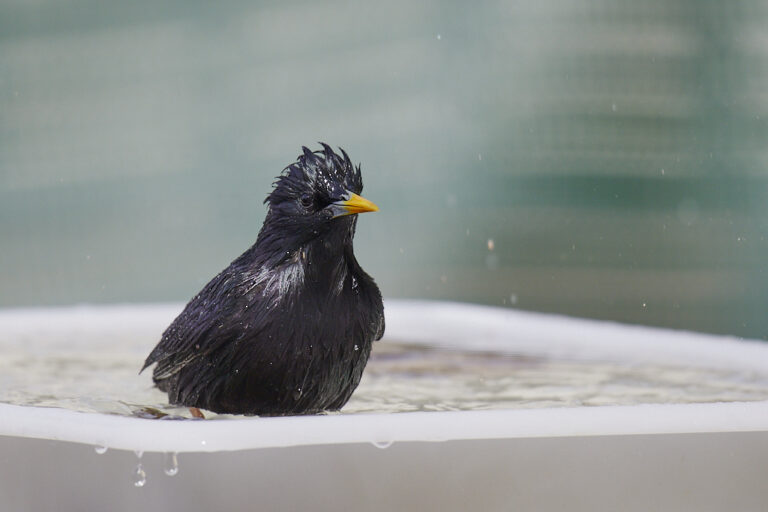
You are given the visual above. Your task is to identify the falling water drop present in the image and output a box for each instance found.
[94,445,108,455]
[133,464,147,487]
[371,440,394,449]
[164,452,179,477]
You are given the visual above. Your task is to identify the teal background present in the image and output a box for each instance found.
[2,1,768,338]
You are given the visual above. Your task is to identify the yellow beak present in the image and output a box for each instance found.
[334,193,379,217]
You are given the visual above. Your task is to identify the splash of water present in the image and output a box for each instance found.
[164,452,179,477]
[133,464,147,487]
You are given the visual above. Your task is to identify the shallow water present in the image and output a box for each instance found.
[3,329,768,419]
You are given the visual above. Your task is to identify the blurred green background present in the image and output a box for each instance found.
[2,1,767,339]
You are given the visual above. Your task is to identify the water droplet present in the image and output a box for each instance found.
[134,450,144,459]
[611,103,617,112]
[509,294,518,305]
[94,445,108,455]
[133,464,147,487]
[487,239,495,251]
[478,153,482,161]
[660,168,665,176]
[164,452,179,477]
[372,440,394,449]
[436,34,441,40]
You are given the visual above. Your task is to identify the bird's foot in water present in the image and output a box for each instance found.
[189,407,205,419]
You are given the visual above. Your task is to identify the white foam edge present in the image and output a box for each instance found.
[1,299,768,453]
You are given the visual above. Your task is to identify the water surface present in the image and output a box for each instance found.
[3,329,768,419]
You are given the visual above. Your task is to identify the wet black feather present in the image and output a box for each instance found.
[141,144,384,416]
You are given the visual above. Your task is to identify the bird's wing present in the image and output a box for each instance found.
[375,314,385,341]
[141,264,266,378]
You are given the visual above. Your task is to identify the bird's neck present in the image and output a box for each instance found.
[253,218,357,290]
[300,231,353,287]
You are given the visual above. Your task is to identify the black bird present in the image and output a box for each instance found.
[141,144,384,417]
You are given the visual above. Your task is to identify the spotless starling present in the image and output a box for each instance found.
[141,144,384,416]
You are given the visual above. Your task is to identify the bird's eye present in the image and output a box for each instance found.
[300,193,314,209]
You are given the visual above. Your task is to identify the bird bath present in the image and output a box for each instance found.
[2,300,768,511]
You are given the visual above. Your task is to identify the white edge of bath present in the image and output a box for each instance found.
[1,401,768,454]
[1,299,768,453]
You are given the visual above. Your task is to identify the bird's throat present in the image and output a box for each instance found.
[300,235,351,288]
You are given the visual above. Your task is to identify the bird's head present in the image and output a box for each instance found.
[256,144,378,265]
